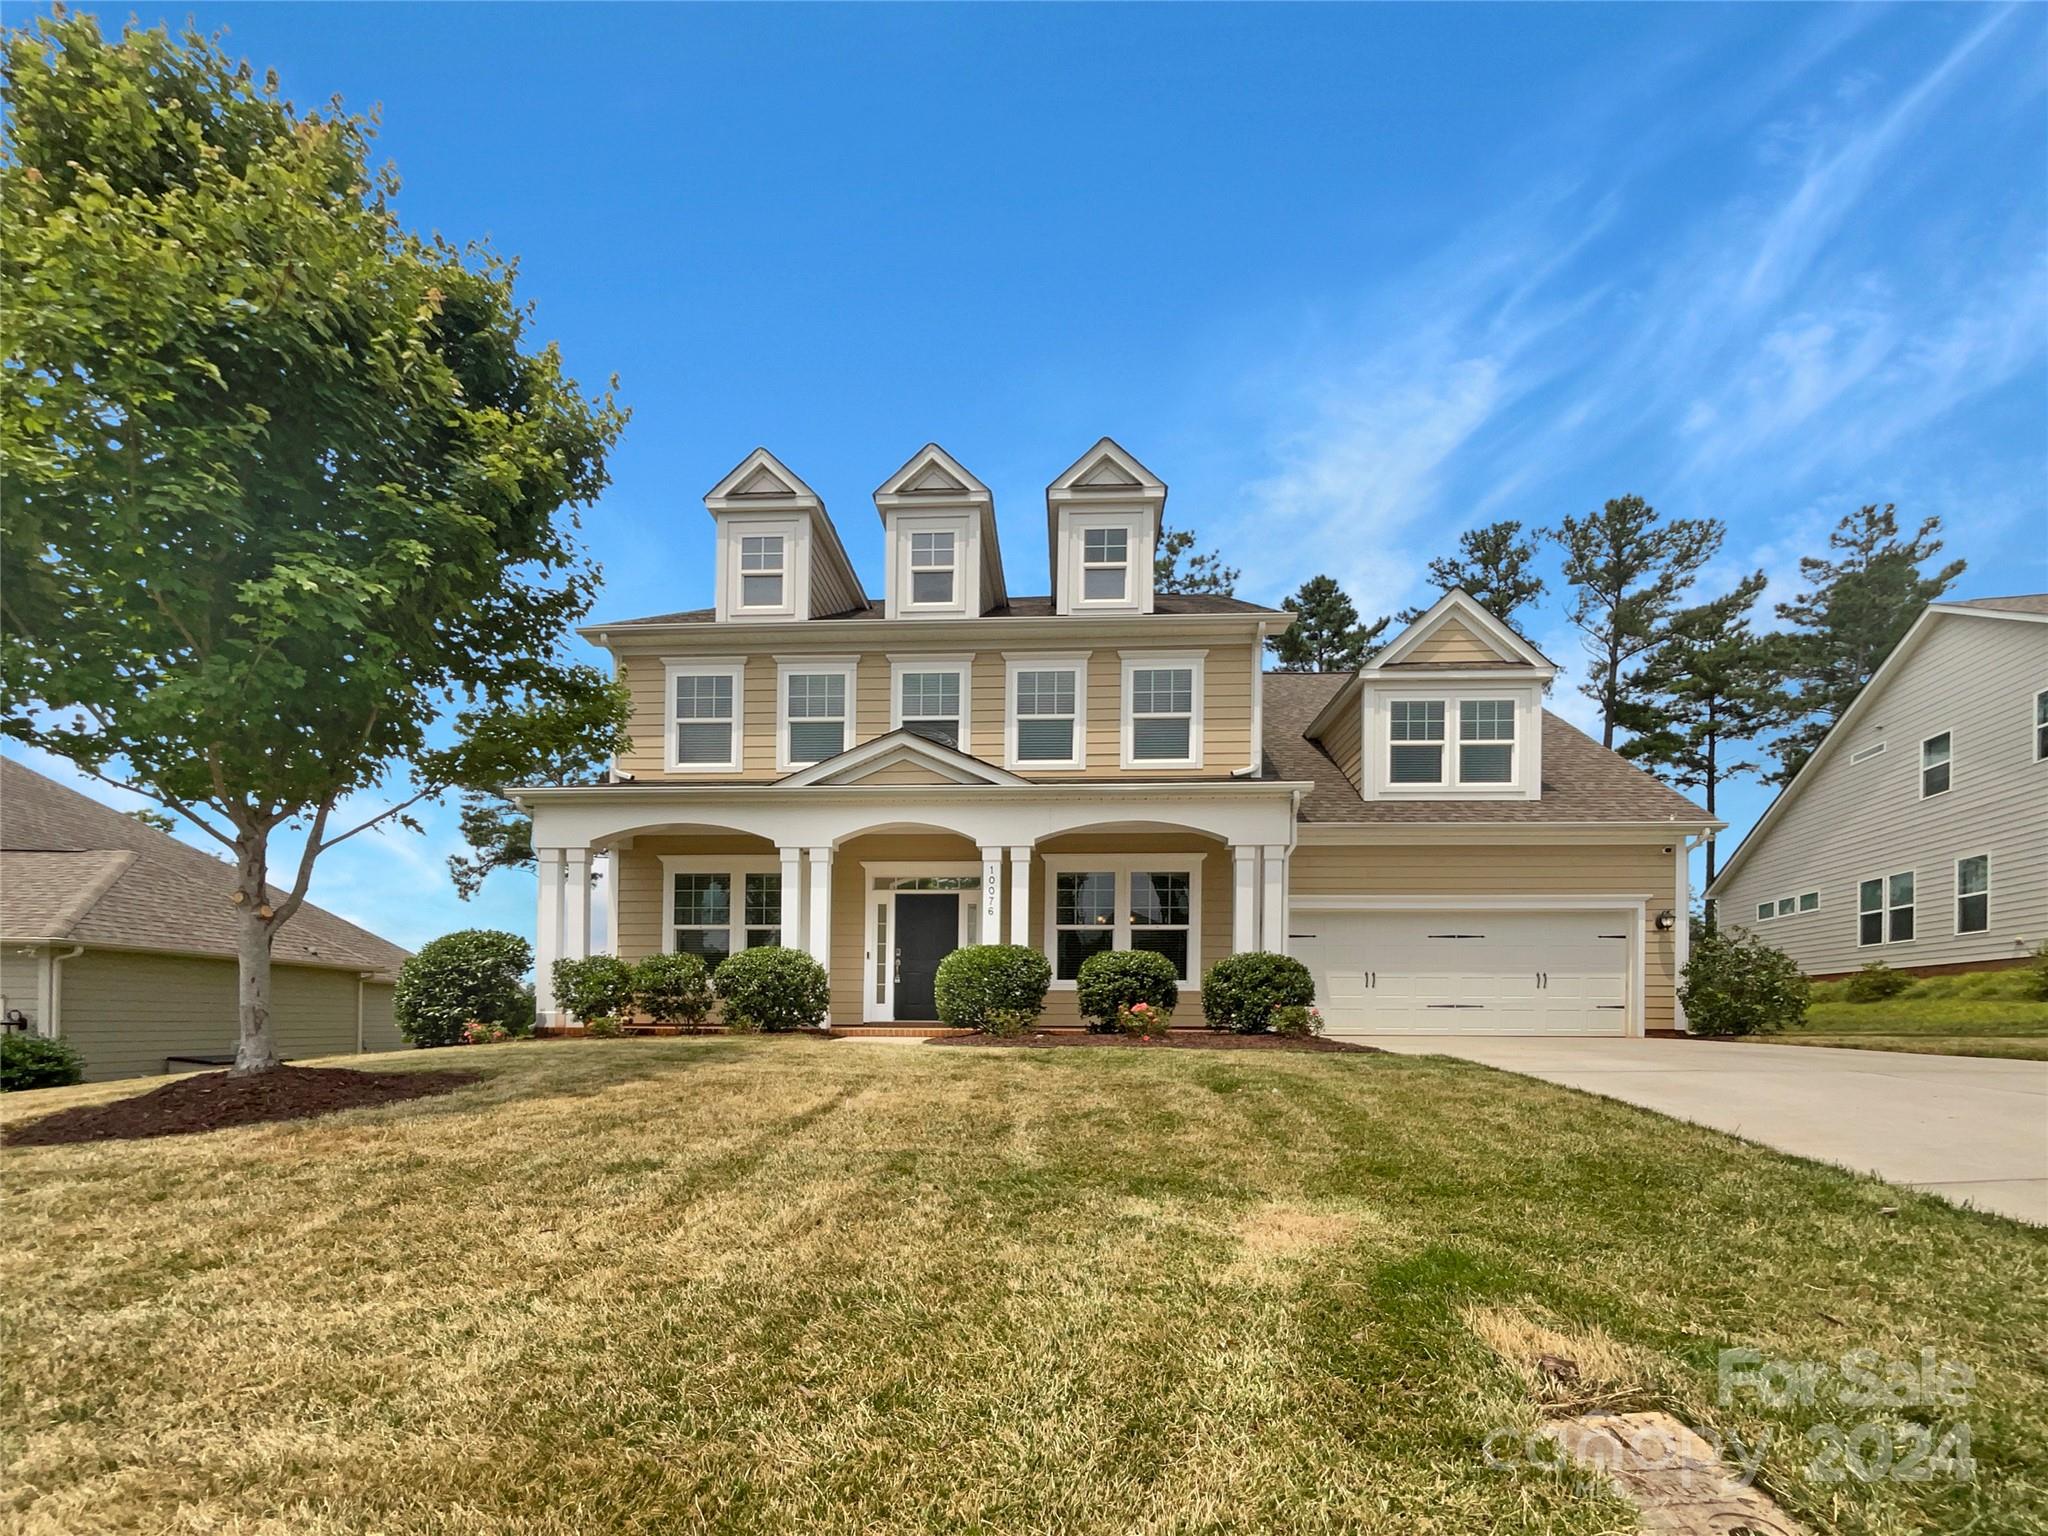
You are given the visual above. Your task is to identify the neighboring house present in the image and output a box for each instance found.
[0,759,410,1079]
[1707,594,2048,979]
[518,440,1716,1038]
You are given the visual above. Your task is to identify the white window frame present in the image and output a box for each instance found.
[662,657,744,774]
[1955,853,1990,935]
[906,528,958,609]
[1457,698,1518,785]
[1062,509,1149,615]
[1039,854,1203,989]
[1860,868,1916,947]
[659,856,785,964]
[2034,689,2047,763]
[888,654,973,757]
[1004,652,1089,771]
[1920,730,1953,799]
[1080,525,1131,604]
[737,532,789,613]
[1119,651,1205,770]
[775,656,859,772]
[1756,901,1775,923]
[1387,699,1449,788]
[1798,890,1820,913]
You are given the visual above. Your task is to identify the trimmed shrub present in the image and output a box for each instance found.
[1270,1004,1323,1039]
[632,951,715,1029]
[714,945,831,1032]
[1116,999,1169,1035]
[1076,949,1179,1032]
[395,929,532,1048]
[584,1015,624,1039]
[935,944,1053,1032]
[1843,962,1912,1003]
[1,1032,85,1090]
[2028,943,2048,1002]
[1680,921,1808,1037]
[983,1008,1035,1039]
[1200,951,1316,1033]
[553,955,636,1026]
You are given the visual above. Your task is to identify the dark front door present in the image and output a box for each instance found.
[894,894,957,1021]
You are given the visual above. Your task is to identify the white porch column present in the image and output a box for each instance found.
[806,846,833,973]
[1260,844,1290,957]
[1673,839,1693,1033]
[979,846,1005,945]
[1007,846,1033,947]
[1231,844,1260,954]
[779,847,806,954]
[535,848,564,1020]
[562,850,591,966]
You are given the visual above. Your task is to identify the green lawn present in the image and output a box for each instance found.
[1777,968,2048,1059]
[4,1039,2045,1535]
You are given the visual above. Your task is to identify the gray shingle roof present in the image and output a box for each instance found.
[597,593,1281,627]
[1262,673,1710,824]
[0,759,410,975]
[1942,593,2048,617]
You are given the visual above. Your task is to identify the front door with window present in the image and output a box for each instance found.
[893,894,959,1021]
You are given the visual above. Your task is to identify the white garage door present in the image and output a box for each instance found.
[1289,909,1632,1036]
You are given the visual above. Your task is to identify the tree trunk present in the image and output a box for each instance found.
[232,834,282,1074]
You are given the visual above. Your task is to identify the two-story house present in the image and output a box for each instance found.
[517,440,1717,1036]
[1708,595,2048,977]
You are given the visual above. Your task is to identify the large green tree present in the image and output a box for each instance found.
[1266,574,1387,673]
[1397,519,1546,628]
[1,14,630,1072]
[1153,522,1240,596]
[1551,495,1722,748]
[1614,573,1776,888]
[1767,504,1965,784]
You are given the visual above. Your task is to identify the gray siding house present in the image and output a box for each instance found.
[0,758,411,1080]
[1707,595,2048,977]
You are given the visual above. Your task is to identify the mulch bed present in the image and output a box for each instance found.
[2,1064,479,1148]
[928,1031,1384,1054]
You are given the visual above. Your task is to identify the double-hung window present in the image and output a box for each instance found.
[1011,658,1084,768]
[1128,870,1193,975]
[667,861,781,965]
[1081,527,1129,601]
[899,669,963,750]
[1124,656,1200,766]
[909,530,956,606]
[744,873,783,948]
[1389,701,1446,784]
[1920,732,1952,798]
[1861,871,1914,945]
[780,661,854,768]
[738,534,786,610]
[665,660,743,772]
[1459,700,1515,783]
[1956,855,1990,934]
[1047,860,1200,983]
[1053,871,1117,981]
[672,873,733,964]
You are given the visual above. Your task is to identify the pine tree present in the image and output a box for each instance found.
[1398,520,1546,628]
[1768,505,1965,784]
[1551,495,1723,748]
[1154,524,1240,596]
[1614,573,1777,888]
[1266,575,1388,673]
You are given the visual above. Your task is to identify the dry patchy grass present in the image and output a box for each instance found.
[3,1038,2044,1535]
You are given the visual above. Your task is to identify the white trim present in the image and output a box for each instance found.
[659,854,788,964]
[1955,852,1991,936]
[1361,684,1542,801]
[1672,841,1691,1032]
[1295,821,1720,844]
[1367,588,1555,673]
[1259,844,1288,956]
[1919,728,1954,799]
[888,654,974,757]
[1119,651,1206,770]
[1231,845,1259,953]
[806,846,834,971]
[779,728,1026,788]
[1007,846,1032,946]
[662,656,745,774]
[2034,688,2048,764]
[1004,651,1091,771]
[776,656,860,772]
[1856,867,1916,947]
[1039,853,1203,989]
[1059,507,1153,617]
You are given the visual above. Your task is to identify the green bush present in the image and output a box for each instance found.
[1075,949,1179,1032]
[934,945,1052,1032]
[1115,1000,1170,1035]
[584,1015,624,1039]
[632,951,715,1029]
[1680,921,1809,1037]
[983,1008,1036,1039]
[2029,943,2048,1003]
[1200,951,1316,1033]
[552,955,636,1025]
[1,1032,84,1090]
[1269,1004,1323,1039]
[713,945,831,1032]
[1843,962,1912,1003]
[395,929,533,1048]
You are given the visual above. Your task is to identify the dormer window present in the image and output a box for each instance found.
[1082,527,1130,602]
[1459,700,1516,783]
[739,535,786,610]
[1389,701,1446,784]
[909,531,956,606]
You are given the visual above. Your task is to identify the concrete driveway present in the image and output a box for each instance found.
[1366,1036,2048,1225]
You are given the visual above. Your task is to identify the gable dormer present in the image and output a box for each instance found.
[1045,438,1166,616]
[703,449,866,623]
[872,444,1008,620]
[1308,589,1557,803]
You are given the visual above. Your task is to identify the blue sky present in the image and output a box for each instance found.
[10,2,2047,950]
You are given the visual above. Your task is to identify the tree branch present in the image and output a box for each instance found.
[269,793,336,932]
[314,784,439,857]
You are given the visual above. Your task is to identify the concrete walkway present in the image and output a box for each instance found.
[1364,1036,2048,1225]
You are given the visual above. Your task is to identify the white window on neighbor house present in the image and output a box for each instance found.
[1757,901,1775,923]
[664,659,743,772]
[1009,657,1086,768]
[1459,699,1516,783]
[738,534,786,610]
[778,659,856,769]
[1956,854,1990,935]
[1123,655,1202,767]
[1920,732,1952,798]
[1389,700,1447,785]
[664,859,782,964]
[2035,690,2047,762]
[1776,897,1796,918]
[1799,891,1819,912]
[897,667,964,750]
[908,530,956,607]
[1858,874,1916,946]
[1045,859,1200,984]
[1081,526,1130,602]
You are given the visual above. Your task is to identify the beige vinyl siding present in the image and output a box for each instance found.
[1318,686,1364,789]
[612,835,777,963]
[57,951,382,1081]
[853,762,961,786]
[1714,614,2048,974]
[1291,840,1679,1030]
[1394,617,1497,665]
[2,947,45,1030]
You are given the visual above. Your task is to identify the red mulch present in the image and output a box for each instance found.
[2,1064,479,1148]
[929,1030,1384,1054]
